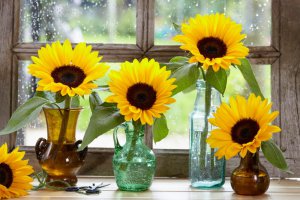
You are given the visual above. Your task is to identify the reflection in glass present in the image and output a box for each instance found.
[155,0,271,46]
[20,0,136,43]
[154,65,271,149]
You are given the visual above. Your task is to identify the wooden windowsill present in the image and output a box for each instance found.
[17,177,300,200]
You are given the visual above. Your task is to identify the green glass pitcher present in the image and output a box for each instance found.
[112,121,156,191]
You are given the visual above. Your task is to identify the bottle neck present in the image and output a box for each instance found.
[126,124,145,144]
[44,108,82,143]
[240,151,260,169]
[193,80,221,113]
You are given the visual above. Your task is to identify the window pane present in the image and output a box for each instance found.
[20,0,136,43]
[155,0,271,46]
[153,65,271,149]
[17,61,122,147]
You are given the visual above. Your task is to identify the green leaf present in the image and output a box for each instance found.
[161,56,190,72]
[71,95,80,108]
[161,62,182,72]
[237,58,265,99]
[160,56,189,73]
[100,102,118,108]
[182,83,196,93]
[0,97,50,135]
[172,22,181,33]
[226,68,230,77]
[171,63,199,95]
[89,91,102,112]
[205,67,227,95]
[35,91,55,102]
[55,93,66,103]
[153,115,169,143]
[169,56,189,63]
[261,140,291,173]
[78,104,125,151]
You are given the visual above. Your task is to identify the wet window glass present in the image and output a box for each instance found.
[155,0,271,46]
[20,0,136,43]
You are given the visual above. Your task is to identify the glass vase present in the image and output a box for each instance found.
[189,80,225,188]
[35,108,88,186]
[231,151,270,195]
[113,121,156,191]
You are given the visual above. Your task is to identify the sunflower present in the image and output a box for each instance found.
[106,58,176,125]
[28,40,109,97]
[173,13,249,72]
[0,143,34,199]
[206,94,281,160]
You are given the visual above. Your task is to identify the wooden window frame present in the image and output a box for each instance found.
[1,0,299,177]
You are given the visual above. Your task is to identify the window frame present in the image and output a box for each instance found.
[1,0,299,178]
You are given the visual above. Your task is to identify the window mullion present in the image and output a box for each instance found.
[136,0,154,52]
[271,0,280,50]
[270,0,281,177]
[145,45,280,64]
[13,0,21,45]
[13,43,143,62]
[0,0,15,149]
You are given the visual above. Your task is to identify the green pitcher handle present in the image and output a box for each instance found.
[113,123,126,153]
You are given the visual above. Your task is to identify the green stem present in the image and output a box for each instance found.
[210,148,215,171]
[199,64,206,80]
[199,81,212,170]
[53,96,72,159]
[119,120,142,171]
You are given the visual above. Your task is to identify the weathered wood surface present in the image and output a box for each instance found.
[0,0,15,149]
[17,177,300,200]
[278,0,300,163]
[136,0,154,51]
[145,46,280,64]
[14,43,280,65]
[13,43,144,62]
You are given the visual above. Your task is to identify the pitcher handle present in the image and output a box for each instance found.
[35,138,48,161]
[113,123,126,152]
[75,140,88,161]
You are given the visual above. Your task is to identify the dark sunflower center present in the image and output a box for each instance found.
[197,37,227,59]
[51,66,86,88]
[231,119,260,144]
[0,163,13,188]
[126,83,157,110]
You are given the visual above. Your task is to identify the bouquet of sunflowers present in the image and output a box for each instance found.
[0,40,109,137]
[168,13,289,172]
[0,40,110,194]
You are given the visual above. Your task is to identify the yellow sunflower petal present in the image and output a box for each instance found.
[28,40,109,97]
[173,13,248,71]
[0,144,33,199]
[207,93,281,160]
[240,147,248,158]
[106,58,176,125]
[225,143,242,160]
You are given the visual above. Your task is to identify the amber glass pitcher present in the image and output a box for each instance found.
[231,151,270,195]
[35,108,88,186]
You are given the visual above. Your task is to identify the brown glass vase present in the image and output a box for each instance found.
[230,151,270,195]
[35,108,88,186]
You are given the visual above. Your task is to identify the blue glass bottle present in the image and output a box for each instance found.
[189,80,225,188]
